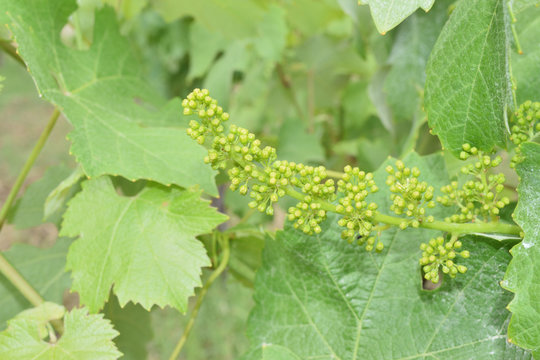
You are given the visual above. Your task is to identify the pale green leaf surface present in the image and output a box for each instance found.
[243,153,530,359]
[103,296,152,360]
[0,306,121,360]
[512,3,540,103]
[501,143,540,357]
[0,239,72,329]
[361,0,435,34]
[1,0,217,195]
[7,166,73,229]
[60,176,227,312]
[425,0,509,156]
[187,22,226,81]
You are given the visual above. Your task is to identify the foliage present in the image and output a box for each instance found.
[0,0,539,359]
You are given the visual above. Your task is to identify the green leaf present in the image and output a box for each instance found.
[0,304,121,360]
[1,0,218,195]
[425,0,509,156]
[0,239,72,329]
[384,0,449,121]
[7,166,74,229]
[361,0,435,34]
[511,2,540,103]
[103,296,152,360]
[501,143,540,357]
[60,176,227,312]
[243,153,530,359]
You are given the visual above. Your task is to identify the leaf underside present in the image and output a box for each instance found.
[0,0,218,195]
[60,176,227,313]
[425,0,509,156]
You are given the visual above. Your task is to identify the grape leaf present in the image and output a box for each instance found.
[0,304,121,360]
[103,296,152,360]
[0,0,218,195]
[425,0,510,156]
[0,239,72,329]
[60,176,227,312]
[361,0,435,34]
[501,143,540,357]
[7,166,74,229]
[242,153,530,359]
[512,2,540,103]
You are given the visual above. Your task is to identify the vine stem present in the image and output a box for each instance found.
[283,187,522,236]
[0,108,60,229]
[168,236,231,360]
[0,108,64,334]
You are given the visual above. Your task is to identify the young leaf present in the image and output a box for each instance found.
[103,296,152,360]
[501,143,540,357]
[0,304,121,360]
[60,177,227,312]
[0,239,72,329]
[361,0,435,34]
[425,0,510,156]
[0,0,218,195]
[242,153,530,359]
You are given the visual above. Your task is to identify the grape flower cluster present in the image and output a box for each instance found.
[385,161,435,229]
[182,88,516,284]
[437,144,509,223]
[510,100,540,166]
[419,236,469,283]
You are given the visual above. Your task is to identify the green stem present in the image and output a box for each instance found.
[284,186,522,236]
[0,108,60,229]
[0,108,63,333]
[168,236,231,360]
[0,254,44,307]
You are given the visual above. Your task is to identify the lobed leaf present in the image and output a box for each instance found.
[243,153,530,359]
[425,0,510,156]
[501,143,540,357]
[60,176,227,312]
[0,0,218,195]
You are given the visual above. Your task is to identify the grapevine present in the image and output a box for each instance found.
[183,88,522,283]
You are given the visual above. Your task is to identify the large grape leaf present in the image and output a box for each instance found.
[501,143,540,357]
[511,1,540,103]
[425,0,509,156]
[361,0,435,34]
[0,303,121,360]
[0,239,72,329]
[242,153,530,359]
[0,0,217,195]
[60,176,227,312]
